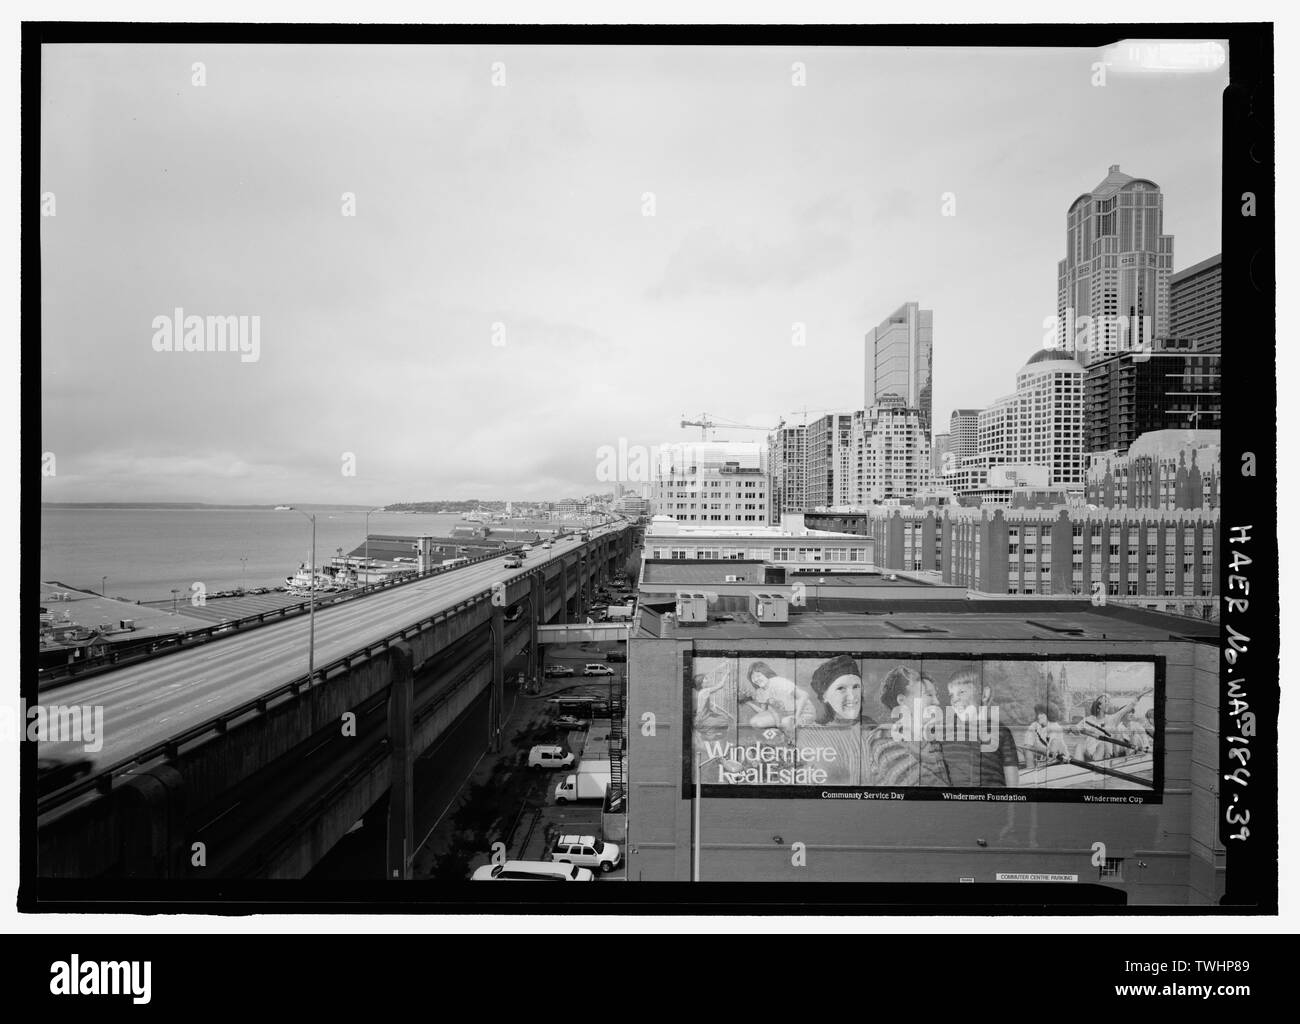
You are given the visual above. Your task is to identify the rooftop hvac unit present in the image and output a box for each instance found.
[119,619,136,631]
[748,591,789,624]
[724,574,739,583]
[675,592,709,624]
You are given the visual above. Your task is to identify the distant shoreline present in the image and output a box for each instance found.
[41,503,378,511]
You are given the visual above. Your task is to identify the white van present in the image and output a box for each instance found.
[527,744,575,770]
[470,860,594,881]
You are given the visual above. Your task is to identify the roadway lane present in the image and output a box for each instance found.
[41,527,623,771]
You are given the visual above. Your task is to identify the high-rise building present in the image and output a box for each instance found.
[930,432,951,479]
[977,397,1014,464]
[948,409,981,461]
[767,425,807,524]
[1170,254,1221,353]
[806,413,854,509]
[848,397,930,505]
[1085,349,1222,454]
[1057,165,1174,365]
[865,302,933,438]
[976,350,1086,487]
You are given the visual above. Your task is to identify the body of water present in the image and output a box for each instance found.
[39,508,467,603]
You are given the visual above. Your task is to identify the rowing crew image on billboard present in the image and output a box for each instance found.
[686,654,1161,801]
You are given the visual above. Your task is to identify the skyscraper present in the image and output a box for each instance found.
[848,397,930,505]
[948,409,982,461]
[865,302,933,438]
[807,412,854,508]
[1007,349,1086,486]
[930,432,951,480]
[1057,165,1174,365]
[1085,350,1222,454]
[1170,254,1222,353]
[767,425,807,523]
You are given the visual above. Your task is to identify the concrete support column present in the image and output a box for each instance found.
[528,572,540,683]
[559,561,569,625]
[386,640,414,881]
[490,604,504,752]
[116,764,186,878]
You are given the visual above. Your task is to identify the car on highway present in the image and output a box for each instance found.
[37,755,94,796]
[545,665,575,678]
[503,556,523,569]
[605,650,627,662]
[528,744,575,770]
[583,663,614,676]
[550,834,621,873]
[471,860,594,881]
[541,542,552,550]
[555,714,586,729]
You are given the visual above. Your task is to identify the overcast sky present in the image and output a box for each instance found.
[40,42,1227,503]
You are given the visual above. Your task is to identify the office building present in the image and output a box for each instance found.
[975,349,1085,487]
[1085,350,1221,454]
[806,413,854,510]
[651,450,769,524]
[1169,254,1221,354]
[767,425,807,524]
[805,504,1218,621]
[865,302,933,437]
[641,512,875,578]
[1057,165,1174,365]
[848,398,930,505]
[931,432,952,479]
[949,409,981,461]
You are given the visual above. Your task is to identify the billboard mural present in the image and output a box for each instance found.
[684,653,1162,802]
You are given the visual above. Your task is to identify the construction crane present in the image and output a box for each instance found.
[679,413,784,441]
[680,405,849,440]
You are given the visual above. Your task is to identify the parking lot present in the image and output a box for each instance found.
[411,636,627,881]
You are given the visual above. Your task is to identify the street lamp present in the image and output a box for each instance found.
[364,506,385,587]
[171,588,180,614]
[295,509,317,682]
[101,576,107,597]
[240,556,248,594]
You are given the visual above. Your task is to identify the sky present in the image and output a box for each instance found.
[39,42,1228,504]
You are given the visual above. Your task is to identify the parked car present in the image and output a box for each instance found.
[550,834,621,873]
[583,663,614,676]
[545,665,575,678]
[471,860,594,881]
[528,745,575,770]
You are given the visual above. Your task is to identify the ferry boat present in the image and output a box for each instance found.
[274,505,293,511]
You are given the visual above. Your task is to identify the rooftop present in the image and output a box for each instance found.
[639,600,1216,644]
[39,583,194,644]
